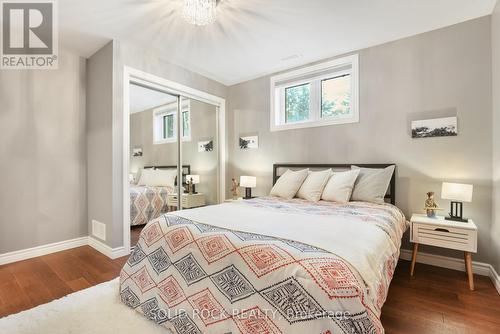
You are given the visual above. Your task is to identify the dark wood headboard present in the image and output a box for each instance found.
[144,165,191,185]
[273,163,396,205]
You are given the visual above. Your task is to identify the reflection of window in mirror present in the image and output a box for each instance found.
[153,100,191,144]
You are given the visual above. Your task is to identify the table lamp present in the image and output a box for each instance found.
[186,175,200,194]
[441,182,473,222]
[240,176,256,199]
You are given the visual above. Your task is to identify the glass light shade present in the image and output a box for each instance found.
[441,182,473,202]
[186,175,200,184]
[240,176,256,188]
[182,0,217,26]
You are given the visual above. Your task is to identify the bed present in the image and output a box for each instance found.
[130,165,190,226]
[120,164,407,334]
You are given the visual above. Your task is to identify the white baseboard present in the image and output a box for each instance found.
[88,237,129,259]
[0,236,130,266]
[0,237,88,266]
[400,249,500,295]
[491,265,500,295]
[1,238,498,295]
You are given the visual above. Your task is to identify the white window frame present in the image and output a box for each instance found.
[153,100,191,144]
[270,54,359,132]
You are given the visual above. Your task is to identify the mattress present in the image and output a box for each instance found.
[129,185,173,226]
[120,197,408,333]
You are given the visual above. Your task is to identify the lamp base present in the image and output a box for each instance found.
[243,187,254,200]
[446,201,468,222]
[445,216,469,223]
[186,184,198,195]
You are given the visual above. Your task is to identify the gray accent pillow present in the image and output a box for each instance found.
[350,165,395,204]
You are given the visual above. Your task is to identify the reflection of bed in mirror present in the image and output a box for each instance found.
[129,165,190,226]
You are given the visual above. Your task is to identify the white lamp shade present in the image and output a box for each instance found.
[186,175,200,184]
[441,182,473,202]
[240,176,256,188]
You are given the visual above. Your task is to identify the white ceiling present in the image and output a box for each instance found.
[59,0,497,86]
[129,83,176,114]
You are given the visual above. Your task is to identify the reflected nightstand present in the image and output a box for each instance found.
[167,193,206,210]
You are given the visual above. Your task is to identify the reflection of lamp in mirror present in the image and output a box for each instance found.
[186,175,200,194]
[240,176,256,199]
[441,182,473,222]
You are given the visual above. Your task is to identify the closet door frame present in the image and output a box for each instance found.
[123,66,226,255]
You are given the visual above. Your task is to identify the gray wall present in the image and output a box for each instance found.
[0,48,87,253]
[492,3,500,274]
[130,100,219,204]
[85,40,228,248]
[86,41,115,245]
[227,17,494,263]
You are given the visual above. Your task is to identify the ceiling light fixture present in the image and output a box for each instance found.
[182,0,217,26]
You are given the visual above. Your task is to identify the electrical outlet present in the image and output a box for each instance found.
[92,220,106,241]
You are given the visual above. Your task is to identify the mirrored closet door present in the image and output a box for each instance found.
[127,79,222,249]
[180,97,219,209]
[128,83,180,247]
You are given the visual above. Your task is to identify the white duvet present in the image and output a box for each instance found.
[175,197,407,308]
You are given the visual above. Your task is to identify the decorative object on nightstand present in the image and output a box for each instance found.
[441,182,473,222]
[240,176,256,199]
[410,213,477,290]
[186,175,200,194]
[424,191,442,218]
[231,178,239,200]
[167,193,206,210]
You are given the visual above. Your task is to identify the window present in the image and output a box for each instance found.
[321,74,351,118]
[285,83,310,123]
[153,100,191,144]
[163,113,175,139]
[270,54,358,131]
[182,110,190,138]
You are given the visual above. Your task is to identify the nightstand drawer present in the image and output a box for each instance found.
[413,223,477,252]
[167,193,206,209]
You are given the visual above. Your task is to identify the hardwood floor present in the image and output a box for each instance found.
[0,246,499,334]
[0,246,127,318]
[382,260,500,334]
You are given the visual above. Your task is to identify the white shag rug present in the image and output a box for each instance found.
[0,278,171,334]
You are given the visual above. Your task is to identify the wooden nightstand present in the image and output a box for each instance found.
[410,214,478,290]
[167,193,206,210]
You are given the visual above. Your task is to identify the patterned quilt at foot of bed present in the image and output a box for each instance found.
[119,214,386,334]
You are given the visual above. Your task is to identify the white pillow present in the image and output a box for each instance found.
[137,169,177,187]
[297,169,332,202]
[321,169,360,203]
[136,167,154,186]
[350,165,395,204]
[270,169,309,199]
[137,169,153,186]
